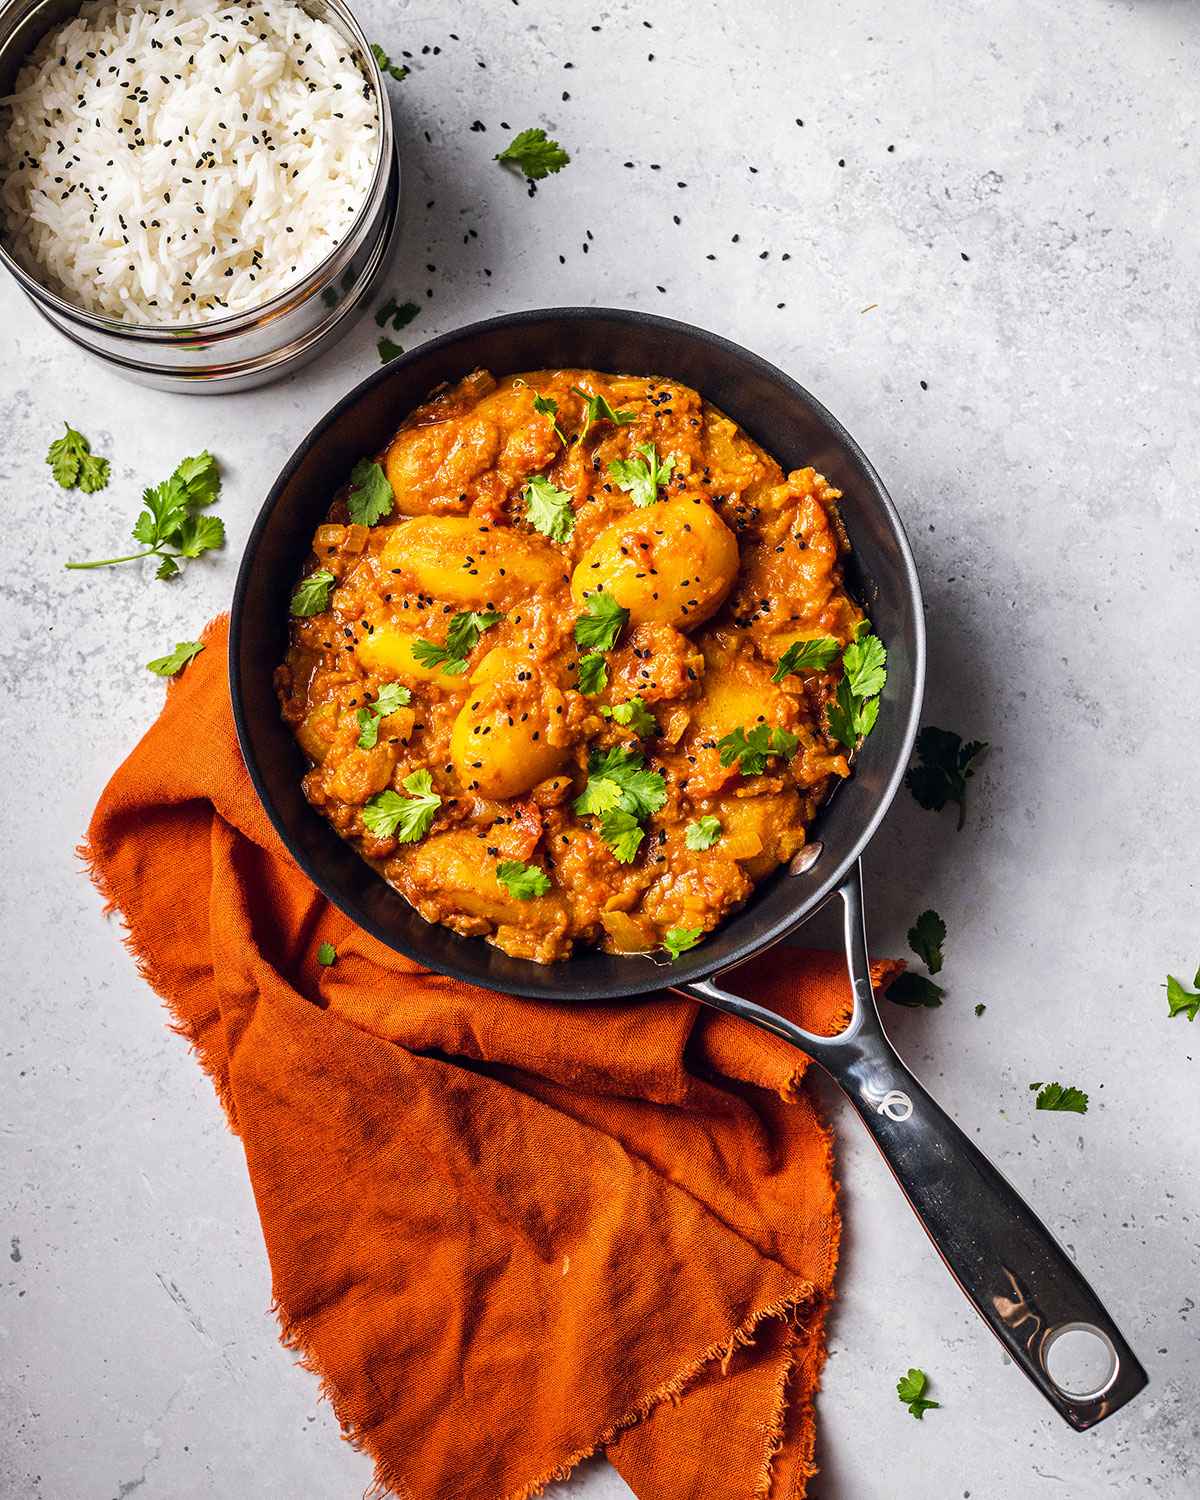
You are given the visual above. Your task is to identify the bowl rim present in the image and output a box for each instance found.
[229,305,927,998]
[0,0,393,339]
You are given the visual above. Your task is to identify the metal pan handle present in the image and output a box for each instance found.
[679,860,1147,1430]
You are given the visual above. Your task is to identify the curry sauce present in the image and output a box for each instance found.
[275,369,866,963]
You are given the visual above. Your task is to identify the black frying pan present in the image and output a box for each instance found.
[230,307,1146,1430]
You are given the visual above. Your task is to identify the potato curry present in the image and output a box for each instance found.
[275,369,886,964]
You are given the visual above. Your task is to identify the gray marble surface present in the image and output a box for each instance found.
[2,0,1198,1496]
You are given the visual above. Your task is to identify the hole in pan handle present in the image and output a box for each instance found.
[675,859,1148,1431]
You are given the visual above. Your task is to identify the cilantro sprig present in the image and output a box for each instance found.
[291,569,335,617]
[826,632,887,750]
[495,126,570,182]
[533,393,568,445]
[376,296,419,331]
[371,42,409,81]
[524,474,575,541]
[772,636,839,682]
[905,727,988,830]
[608,443,675,508]
[413,610,504,675]
[1031,1081,1089,1114]
[908,909,945,974]
[718,724,798,776]
[146,640,204,677]
[577,652,608,695]
[685,816,722,851]
[356,681,412,748]
[896,1368,940,1420]
[1167,966,1200,1021]
[572,387,635,446]
[47,422,110,493]
[574,745,666,863]
[574,591,629,652]
[663,927,702,961]
[496,860,552,899]
[361,770,442,842]
[347,459,394,527]
[66,451,222,578]
[378,337,404,364]
[601,697,656,737]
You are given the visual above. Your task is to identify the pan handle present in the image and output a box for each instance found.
[678,860,1147,1431]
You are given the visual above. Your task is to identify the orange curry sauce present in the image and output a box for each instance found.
[276,369,864,962]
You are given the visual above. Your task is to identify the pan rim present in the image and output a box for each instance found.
[229,305,927,999]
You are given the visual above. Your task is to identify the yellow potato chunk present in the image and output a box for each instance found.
[399,829,565,937]
[571,498,738,629]
[449,646,568,798]
[689,637,792,741]
[383,418,500,515]
[709,791,807,879]
[381,517,564,609]
[354,624,468,688]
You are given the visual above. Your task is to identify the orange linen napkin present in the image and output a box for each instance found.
[83,616,898,1500]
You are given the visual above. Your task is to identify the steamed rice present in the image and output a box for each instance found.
[0,0,380,324]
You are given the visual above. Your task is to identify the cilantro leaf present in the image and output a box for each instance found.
[66,451,222,575]
[599,808,645,863]
[524,473,575,541]
[571,386,636,445]
[574,591,629,652]
[361,770,442,842]
[772,636,840,682]
[905,727,989,830]
[717,724,799,776]
[896,1368,940,1419]
[574,775,624,816]
[356,681,411,748]
[842,632,888,698]
[608,443,675,508]
[1032,1081,1089,1113]
[378,337,404,363]
[1167,969,1200,1022]
[413,610,503,674]
[533,392,568,445]
[495,126,570,182]
[577,652,608,695]
[601,696,657,737]
[581,746,667,819]
[347,459,394,527]
[376,296,419,330]
[886,972,945,1008]
[908,909,946,975]
[371,42,409,81]
[685,816,722,851]
[316,941,336,967]
[146,640,205,677]
[290,569,336,617]
[47,422,111,492]
[663,927,702,961]
[495,860,552,899]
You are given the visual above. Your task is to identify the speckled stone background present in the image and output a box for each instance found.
[2,0,1198,1496]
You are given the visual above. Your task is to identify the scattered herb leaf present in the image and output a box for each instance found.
[371,42,409,81]
[1031,1081,1089,1113]
[599,808,645,863]
[601,697,657,736]
[896,1368,940,1420]
[772,635,840,681]
[316,941,336,967]
[826,631,887,750]
[575,746,667,821]
[347,459,394,527]
[577,652,609,695]
[532,392,568,445]
[663,927,702,961]
[146,640,205,677]
[1166,968,1200,1022]
[905,727,988,830]
[886,972,945,1008]
[974,1002,987,1017]
[685,816,722,851]
[290,568,336,617]
[47,422,110,492]
[841,632,888,698]
[571,386,636,445]
[496,860,552,899]
[375,296,420,330]
[574,591,629,651]
[718,724,798,776]
[608,443,674,508]
[524,473,575,541]
[67,451,222,575]
[495,126,570,181]
[413,610,503,675]
[361,770,442,843]
[908,909,946,975]
[356,681,412,747]
[378,337,404,363]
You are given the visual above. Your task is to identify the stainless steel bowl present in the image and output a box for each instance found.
[0,0,399,392]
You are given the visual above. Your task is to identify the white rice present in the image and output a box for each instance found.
[0,0,380,323]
